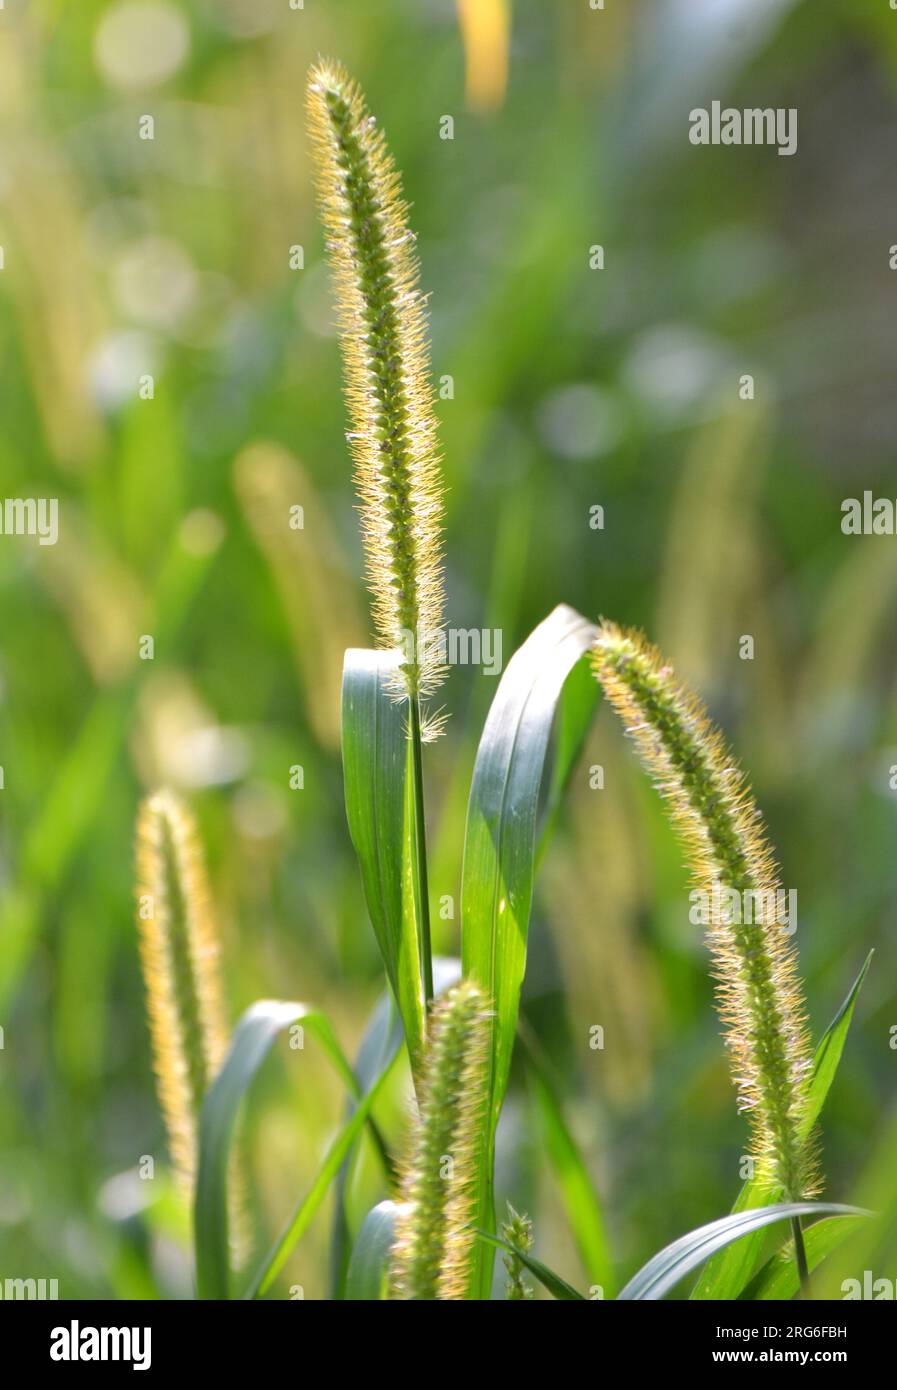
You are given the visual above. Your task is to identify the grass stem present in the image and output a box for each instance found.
[791,1215,811,1299]
[409,695,434,1009]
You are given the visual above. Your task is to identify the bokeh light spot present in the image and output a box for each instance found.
[94,2,190,92]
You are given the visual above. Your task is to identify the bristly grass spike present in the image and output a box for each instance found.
[134,790,230,1199]
[591,622,817,1204]
[390,980,491,1298]
[306,59,446,726]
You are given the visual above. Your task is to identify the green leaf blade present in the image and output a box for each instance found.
[342,649,426,1081]
[620,1203,868,1301]
[346,1201,400,1300]
[461,604,599,1297]
[474,1230,586,1300]
[246,1046,402,1299]
[527,1054,614,1295]
[195,1000,306,1299]
[195,999,386,1299]
[740,1214,868,1300]
[803,949,874,1137]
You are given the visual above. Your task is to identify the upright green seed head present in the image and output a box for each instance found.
[390,980,491,1299]
[591,622,817,1199]
[501,1203,535,1300]
[306,60,446,714]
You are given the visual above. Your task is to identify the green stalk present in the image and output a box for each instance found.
[409,695,435,1008]
[470,1141,497,1300]
[791,1216,811,1299]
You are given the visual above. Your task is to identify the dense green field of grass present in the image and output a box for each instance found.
[1,0,896,1301]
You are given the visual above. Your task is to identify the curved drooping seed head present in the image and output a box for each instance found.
[591,622,817,1199]
[306,60,446,708]
[390,980,491,1299]
[134,789,230,1198]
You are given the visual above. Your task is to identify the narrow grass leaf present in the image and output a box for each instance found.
[328,990,403,1298]
[527,1060,614,1294]
[195,1000,373,1298]
[342,648,426,1081]
[803,950,873,1135]
[461,603,599,1296]
[246,1045,403,1299]
[620,1204,867,1301]
[740,1214,869,1300]
[346,1201,400,1300]
[537,651,600,864]
[195,1001,303,1299]
[474,1230,585,1300]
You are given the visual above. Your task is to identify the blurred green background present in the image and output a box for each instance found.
[1,0,896,1299]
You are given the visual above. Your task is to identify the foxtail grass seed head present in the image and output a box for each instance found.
[591,623,817,1199]
[306,60,446,717]
[501,1203,535,1300]
[135,790,230,1199]
[391,980,491,1299]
